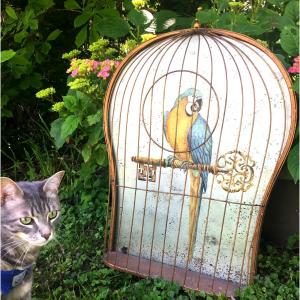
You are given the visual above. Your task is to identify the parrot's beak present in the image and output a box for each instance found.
[196,98,202,109]
[191,98,202,112]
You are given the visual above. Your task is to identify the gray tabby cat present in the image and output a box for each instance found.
[1,171,64,300]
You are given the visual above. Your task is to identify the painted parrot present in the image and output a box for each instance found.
[164,88,212,260]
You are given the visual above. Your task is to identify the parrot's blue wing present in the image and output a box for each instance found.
[188,115,212,193]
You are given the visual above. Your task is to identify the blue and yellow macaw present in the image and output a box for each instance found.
[164,88,212,260]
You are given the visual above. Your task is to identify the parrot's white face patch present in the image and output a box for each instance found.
[105,31,295,295]
[185,102,193,116]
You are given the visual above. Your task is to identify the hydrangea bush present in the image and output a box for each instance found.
[40,40,121,183]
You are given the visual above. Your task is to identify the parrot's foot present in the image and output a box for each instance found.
[166,155,176,167]
[166,156,191,172]
[179,161,191,172]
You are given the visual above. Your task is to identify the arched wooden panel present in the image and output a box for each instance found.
[103,28,297,296]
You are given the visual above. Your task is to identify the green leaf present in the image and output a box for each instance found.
[61,115,80,140]
[124,0,134,10]
[22,9,35,29]
[233,20,265,36]
[29,72,42,88]
[257,8,294,31]
[1,95,9,107]
[7,54,30,77]
[215,11,235,28]
[47,29,62,41]
[284,1,299,23]
[88,124,101,145]
[87,111,102,126]
[40,42,51,54]
[14,31,28,43]
[82,143,92,162]
[5,6,18,20]
[63,95,78,112]
[154,10,179,32]
[280,26,299,56]
[1,50,16,63]
[275,53,289,68]
[128,9,147,27]
[95,144,107,166]
[97,8,120,18]
[172,17,194,30]
[95,19,130,38]
[196,10,218,25]
[28,0,54,15]
[90,23,99,43]
[266,0,282,6]
[64,0,81,10]
[29,19,38,30]
[74,12,92,28]
[75,25,87,47]
[287,143,299,183]
[293,77,299,94]
[75,90,92,102]
[216,0,229,10]
[287,234,299,249]
[50,118,65,149]
[94,12,130,38]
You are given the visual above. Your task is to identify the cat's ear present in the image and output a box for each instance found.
[0,177,24,205]
[43,171,65,196]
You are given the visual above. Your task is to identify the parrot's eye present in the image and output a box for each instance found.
[185,103,193,116]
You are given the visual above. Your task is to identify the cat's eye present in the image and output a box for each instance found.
[20,217,33,225]
[48,210,58,220]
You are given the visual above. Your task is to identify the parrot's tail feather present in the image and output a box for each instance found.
[187,171,202,262]
[187,195,201,262]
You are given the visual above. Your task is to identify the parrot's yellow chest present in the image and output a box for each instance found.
[165,99,197,161]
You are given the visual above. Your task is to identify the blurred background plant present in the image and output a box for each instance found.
[1,0,299,299]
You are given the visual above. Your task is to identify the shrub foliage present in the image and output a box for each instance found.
[1,0,299,299]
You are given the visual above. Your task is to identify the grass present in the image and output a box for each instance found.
[32,189,299,300]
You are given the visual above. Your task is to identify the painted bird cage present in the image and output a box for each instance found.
[103,27,297,296]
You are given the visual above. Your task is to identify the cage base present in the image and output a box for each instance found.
[103,251,242,297]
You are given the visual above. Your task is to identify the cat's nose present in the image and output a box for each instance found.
[41,232,51,240]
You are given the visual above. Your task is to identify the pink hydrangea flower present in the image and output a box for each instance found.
[71,68,78,77]
[97,69,110,79]
[102,65,110,72]
[92,60,100,70]
[288,56,299,74]
[114,61,120,68]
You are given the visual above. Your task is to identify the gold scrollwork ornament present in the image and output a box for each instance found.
[216,151,255,193]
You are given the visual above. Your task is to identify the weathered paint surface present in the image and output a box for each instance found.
[108,34,292,284]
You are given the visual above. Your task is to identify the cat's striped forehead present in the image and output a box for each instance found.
[2,181,60,218]
[19,181,60,213]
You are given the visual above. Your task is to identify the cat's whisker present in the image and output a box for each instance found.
[2,240,26,251]
[2,241,27,257]
[14,244,29,269]
[20,245,31,268]
[2,239,24,247]
[1,236,17,245]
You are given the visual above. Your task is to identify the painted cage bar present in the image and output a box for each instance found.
[102,28,297,297]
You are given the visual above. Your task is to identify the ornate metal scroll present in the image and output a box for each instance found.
[216,151,255,192]
[132,150,255,193]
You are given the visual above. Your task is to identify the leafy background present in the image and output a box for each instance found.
[1,0,299,299]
